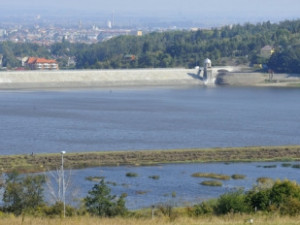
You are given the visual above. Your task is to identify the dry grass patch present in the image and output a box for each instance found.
[1,215,300,225]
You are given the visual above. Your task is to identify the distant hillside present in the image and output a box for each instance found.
[1,19,300,73]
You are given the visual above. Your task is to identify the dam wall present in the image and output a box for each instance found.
[0,69,202,89]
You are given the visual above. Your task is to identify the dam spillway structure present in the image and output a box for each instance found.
[197,58,215,85]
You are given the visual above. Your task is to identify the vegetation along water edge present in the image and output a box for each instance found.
[0,145,299,173]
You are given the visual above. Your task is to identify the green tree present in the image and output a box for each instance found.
[3,173,46,215]
[84,179,127,217]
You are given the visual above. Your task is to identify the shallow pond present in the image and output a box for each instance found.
[52,161,300,209]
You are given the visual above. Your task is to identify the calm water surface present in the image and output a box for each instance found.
[59,162,300,209]
[0,86,300,155]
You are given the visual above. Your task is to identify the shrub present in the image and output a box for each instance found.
[214,190,249,214]
[246,189,271,211]
[192,200,216,216]
[157,203,178,221]
[269,180,300,207]
[280,197,300,216]
[42,202,77,217]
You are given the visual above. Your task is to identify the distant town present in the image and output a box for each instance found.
[0,22,146,45]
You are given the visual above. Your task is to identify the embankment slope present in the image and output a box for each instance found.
[0,69,202,89]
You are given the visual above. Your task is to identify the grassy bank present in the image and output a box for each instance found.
[0,214,300,225]
[0,145,300,173]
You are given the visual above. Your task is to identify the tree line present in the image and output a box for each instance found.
[1,19,300,73]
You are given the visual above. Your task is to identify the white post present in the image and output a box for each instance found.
[61,151,66,218]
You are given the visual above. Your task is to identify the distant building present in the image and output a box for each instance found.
[137,31,143,36]
[26,57,59,70]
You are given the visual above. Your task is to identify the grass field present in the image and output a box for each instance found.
[1,214,300,225]
[0,145,300,173]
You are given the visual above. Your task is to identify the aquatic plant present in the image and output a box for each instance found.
[126,172,138,177]
[200,180,223,187]
[263,165,277,168]
[148,175,160,180]
[292,164,300,169]
[231,174,246,180]
[192,172,230,180]
[85,176,105,182]
[281,163,292,167]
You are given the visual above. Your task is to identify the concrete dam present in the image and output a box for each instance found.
[0,68,206,90]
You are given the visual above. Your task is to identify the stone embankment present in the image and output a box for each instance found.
[0,69,202,89]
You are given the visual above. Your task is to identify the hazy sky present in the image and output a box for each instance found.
[2,0,300,23]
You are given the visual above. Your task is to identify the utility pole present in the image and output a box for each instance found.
[61,151,66,218]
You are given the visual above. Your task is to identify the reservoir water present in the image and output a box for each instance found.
[1,86,300,208]
[0,86,299,155]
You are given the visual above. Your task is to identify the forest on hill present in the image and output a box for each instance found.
[1,19,300,73]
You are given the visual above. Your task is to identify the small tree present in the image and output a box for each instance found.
[84,179,127,217]
[3,172,46,215]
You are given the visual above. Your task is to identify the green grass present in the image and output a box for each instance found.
[192,172,230,180]
[200,180,223,187]
[1,145,300,173]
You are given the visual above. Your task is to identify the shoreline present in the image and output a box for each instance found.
[2,145,300,173]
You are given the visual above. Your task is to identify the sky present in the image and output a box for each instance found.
[1,0,300,25]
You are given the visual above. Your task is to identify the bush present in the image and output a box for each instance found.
[280,197,300,216]
[192,200,216,216]
[246,189,271,211]
[215,190,249,214]
[41,202,77,217]
[269,180,300,207]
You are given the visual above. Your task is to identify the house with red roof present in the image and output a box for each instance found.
[26,57,59,70]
